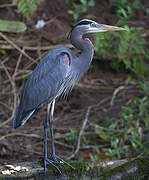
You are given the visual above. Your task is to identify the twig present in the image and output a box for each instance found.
[0,32,36,63]
[80,144,108,149]
[75,82,114,92]
[90,96,111,109]
[0,49,26,127]
[0,116,13,127]
[110,86,125,106]
[0,59,16,127]
[0,132,42,141]
[13,48,23,79]
[12,51,24,122]
[0,4,15,8]
[0,53,23,127]
[0,44,73,51]
[0,59,13,88]
[2,72,32,84]
[67,107,91,160]
[89,123,124,133]
[0,101,13,111]
[65,97,111,160]
[19,146,43,156]
[54,140,73,149]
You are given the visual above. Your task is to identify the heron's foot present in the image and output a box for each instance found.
[44,156,62,175]
[44,154,74,175]
[51,154,75,169]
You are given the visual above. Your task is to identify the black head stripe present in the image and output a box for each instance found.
[72,19,94,30]
[76,19,94,26]
[68,19,95,39]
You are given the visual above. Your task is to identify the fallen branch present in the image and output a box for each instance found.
[110,86,125,106]
[0,132,42,141]
[89,123,124,133]
[0,32,35,63]
[67,107,91,160]
[0,43,73,51]
[54,140,73,149]
[0,4,15,8]
[0,59,16,127]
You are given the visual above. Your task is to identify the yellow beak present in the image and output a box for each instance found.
[99,24,125,31]
[87,23,126,33]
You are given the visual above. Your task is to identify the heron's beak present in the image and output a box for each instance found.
[87,24,125,33]
[98,24,125,31]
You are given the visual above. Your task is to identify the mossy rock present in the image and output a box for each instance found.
[0,157,148,179]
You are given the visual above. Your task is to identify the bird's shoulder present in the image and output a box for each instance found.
[25,46,74,89]
[34,46,73,71]
[20,46,74,109]
[44,46,73,61]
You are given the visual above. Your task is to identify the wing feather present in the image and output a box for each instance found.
[13,47,72,128]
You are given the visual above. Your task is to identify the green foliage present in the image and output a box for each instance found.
[92,84,149,159]
[94,2,149,158]
[65,0,95,20]
[69,128,78,143]
[104,95,149,158]
[61,128,78,145]
[95,25,149,79]
[100,157,149,180]
[109,0,143,19]
[89,153,99,165]
[61,127,88,146]
[0,19,26,33]
[13,0,43,19]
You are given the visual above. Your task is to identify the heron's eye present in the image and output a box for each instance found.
[91,23,103,28]
[90,23,95,27]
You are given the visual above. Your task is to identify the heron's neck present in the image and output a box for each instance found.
[71,34,94,65]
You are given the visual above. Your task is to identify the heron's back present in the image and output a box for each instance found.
[13,46,75,128]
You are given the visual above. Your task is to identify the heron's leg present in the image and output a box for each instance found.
[49,100,74,169]
[49,99,56,157]
[43,102,51,175]
[44,102,62,175]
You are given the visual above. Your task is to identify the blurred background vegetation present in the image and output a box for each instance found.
[0,0,149,169]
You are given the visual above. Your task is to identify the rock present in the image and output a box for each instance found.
[0,157,148,179]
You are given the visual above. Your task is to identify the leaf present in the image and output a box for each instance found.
[80,0,86,5]
[88,0,95,7]
[13,0,43,19]
[108,124,116,130]
[125,75,132,85]
[0,19,27,33]
[95,126,109,141]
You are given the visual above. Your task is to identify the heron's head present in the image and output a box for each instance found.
[69,19,125,38]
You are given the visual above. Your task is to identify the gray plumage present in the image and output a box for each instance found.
[13,19,125,175]
[13,25,94,128]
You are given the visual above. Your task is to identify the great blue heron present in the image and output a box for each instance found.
[13,19,125,175]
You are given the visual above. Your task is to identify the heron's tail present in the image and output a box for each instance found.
[13,105,35,129]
